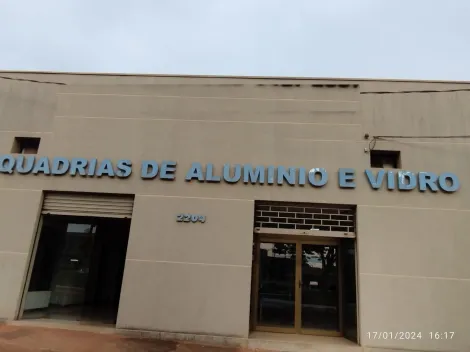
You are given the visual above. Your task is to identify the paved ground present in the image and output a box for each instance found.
[0,325,260,352]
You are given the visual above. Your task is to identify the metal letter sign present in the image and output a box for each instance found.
[0,154,460,193]
[176,214,206,223]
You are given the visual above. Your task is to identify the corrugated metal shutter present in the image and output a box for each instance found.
[42,192,134,218]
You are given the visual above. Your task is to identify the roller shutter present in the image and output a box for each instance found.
[42,192,134,218]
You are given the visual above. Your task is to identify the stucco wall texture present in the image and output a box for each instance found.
[0,71,469,352]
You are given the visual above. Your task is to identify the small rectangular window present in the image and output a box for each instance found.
[370,150,400,168]
[11,137,41,154]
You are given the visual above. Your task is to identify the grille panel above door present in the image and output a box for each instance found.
[42,192,134,218]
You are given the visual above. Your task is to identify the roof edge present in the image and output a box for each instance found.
[1,70,470,85]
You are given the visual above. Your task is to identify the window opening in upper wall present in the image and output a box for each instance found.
[12,137,41,154]
[370,150,401,168]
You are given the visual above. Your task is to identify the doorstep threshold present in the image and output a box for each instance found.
[7,319,117,335]
[248,331,361,352]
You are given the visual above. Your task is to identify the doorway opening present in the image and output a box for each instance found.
[250,201,358,341]
[251,236,357,340]
[20,215,131,325]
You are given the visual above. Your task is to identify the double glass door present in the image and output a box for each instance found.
[254,238,341,335]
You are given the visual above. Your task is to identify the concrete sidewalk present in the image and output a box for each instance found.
[0,325,262,352]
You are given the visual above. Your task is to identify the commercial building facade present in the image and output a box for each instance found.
[0,71,469,352]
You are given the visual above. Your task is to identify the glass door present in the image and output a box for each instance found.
[300,244,340,333]
[257,241,297,329]
[254,238,341,336]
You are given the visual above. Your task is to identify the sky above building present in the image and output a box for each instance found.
[1,0,469,80]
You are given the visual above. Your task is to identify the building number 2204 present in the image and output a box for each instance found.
[176,214,206,223]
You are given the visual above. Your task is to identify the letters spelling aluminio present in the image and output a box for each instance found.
[0,155,460,193]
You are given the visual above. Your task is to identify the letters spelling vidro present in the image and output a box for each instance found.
[0,155,460,193]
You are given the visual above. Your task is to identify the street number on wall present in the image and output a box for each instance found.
[176,214,206,223]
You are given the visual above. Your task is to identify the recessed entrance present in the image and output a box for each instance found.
[251,201,358,341]
[20,215,131,325]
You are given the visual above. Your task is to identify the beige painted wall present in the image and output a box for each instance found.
[117,195,253,336]
[357,206,470,351]
[0,189,42,320]
[1,72,470,350]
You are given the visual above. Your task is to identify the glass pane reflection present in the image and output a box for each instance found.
[66,223,95,234]
[301,244,339,331]
[258,242,296,327]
